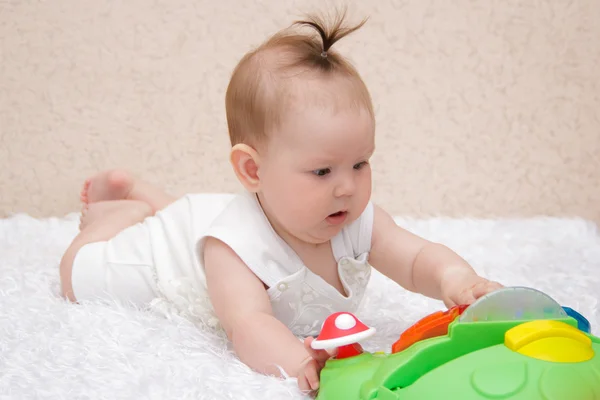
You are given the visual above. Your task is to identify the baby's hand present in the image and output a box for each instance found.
[297,337,335,395]
[441,271,503,308]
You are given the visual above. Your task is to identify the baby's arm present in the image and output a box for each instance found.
[368,205,502,306]
[203,237,325,390]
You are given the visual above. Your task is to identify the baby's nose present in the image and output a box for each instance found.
[334,175,355,197]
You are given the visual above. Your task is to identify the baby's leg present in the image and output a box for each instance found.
[80,169,177,213]
[60,200,153,302]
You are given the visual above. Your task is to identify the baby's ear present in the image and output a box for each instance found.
[230,144,261,192]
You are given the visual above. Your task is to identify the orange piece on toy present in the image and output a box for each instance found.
[392,304,468,353]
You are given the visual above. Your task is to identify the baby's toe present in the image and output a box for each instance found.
[80,179,91,202]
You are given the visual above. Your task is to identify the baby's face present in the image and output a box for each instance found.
[257,105,375,244]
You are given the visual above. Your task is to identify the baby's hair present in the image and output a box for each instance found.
[292,11,367,71]
[225,8,373,147]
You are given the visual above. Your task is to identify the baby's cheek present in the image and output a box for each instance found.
[283,197,313,226]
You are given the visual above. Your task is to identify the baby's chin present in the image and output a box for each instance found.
[298,224,347,245]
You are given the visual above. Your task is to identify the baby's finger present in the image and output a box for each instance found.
[457,290,477,305]
[443,297,457,308]
[304,337,335,362]
[304,337,320,358]
[297,373,312,393]
[305,359,321,391]
[472,281,501,299]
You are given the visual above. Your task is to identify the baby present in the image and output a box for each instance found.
[59,11,502,394]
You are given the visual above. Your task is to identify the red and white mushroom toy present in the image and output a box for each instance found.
[311,312,376,359]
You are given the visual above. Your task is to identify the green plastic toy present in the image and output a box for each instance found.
[312,287,600,399]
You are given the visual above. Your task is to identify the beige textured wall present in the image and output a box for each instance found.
[1,0,599,222]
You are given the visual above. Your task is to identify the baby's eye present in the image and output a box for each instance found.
[313,168,331,177]
[353,161,368,170]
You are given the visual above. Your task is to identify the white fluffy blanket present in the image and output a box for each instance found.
[1,206,599,399]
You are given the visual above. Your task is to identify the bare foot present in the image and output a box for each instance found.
[79,200,152,231]
[80,170,134,204]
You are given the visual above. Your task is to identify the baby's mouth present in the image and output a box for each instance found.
[326,210,348,225]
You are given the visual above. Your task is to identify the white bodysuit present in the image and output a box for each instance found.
[71,191,374,337]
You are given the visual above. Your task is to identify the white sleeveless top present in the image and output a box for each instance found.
[198,191,374,337]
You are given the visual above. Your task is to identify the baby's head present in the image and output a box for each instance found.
[226,11,375,244]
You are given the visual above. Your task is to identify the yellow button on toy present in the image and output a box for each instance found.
[505,320,594,363]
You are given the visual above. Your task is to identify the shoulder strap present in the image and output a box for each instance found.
[196,192,303,287]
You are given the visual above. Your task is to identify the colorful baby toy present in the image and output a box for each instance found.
[311,287,599,399]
